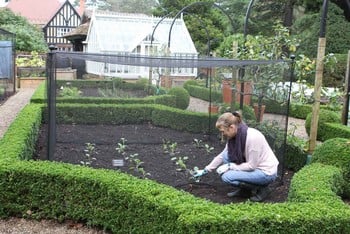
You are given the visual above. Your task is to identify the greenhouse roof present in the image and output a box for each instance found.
[86,11,198,55]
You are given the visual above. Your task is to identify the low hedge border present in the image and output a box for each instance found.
[42,103,218,134]
[1,103,350,233]
[320,122,350,141]
[305,109,348,142]
[30,82,177,107]
[56,79,147,90]
[183,83,222,103]
[290,103,342,120]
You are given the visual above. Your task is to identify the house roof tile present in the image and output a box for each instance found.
[6,0,62,25]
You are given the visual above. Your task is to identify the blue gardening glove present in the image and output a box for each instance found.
[193,168,208,178]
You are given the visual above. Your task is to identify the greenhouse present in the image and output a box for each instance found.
[84,11,198,80]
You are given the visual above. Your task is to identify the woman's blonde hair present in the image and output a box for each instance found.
[215,111,242,129]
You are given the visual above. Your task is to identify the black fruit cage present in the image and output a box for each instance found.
[45,48,295,180]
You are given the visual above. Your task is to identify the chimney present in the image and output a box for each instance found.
[79,0,85,16]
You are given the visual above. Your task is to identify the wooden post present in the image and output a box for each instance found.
[341,50,350,125]
[308,38,326,153]
[231,41,238,105]
[308,0,329,154]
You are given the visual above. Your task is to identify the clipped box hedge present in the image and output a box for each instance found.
[30,81,177,107]
[311,138,350,197]
[1,102,350,233]
[305,109,344,141]
[183,83,222,103]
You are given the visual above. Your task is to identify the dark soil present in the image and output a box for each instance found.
[34,124,293,204]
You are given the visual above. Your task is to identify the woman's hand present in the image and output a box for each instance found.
[216,163,239,175]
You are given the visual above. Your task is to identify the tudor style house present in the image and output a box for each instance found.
[6,0,82,51]
[80,11,198,84]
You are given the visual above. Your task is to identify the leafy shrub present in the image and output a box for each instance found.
[0,9,47,52]
[183,83,222,103]
[183,79,199,89]
[16,51,45,67]
[305,109,341,140]
[58,87,81,97]
[288,163,345,203]
[321,123,350,140]
[167,87,190,110]
[230,102,256,122]
[284,136,308,171]
[290,103,312,119]
[311,138,350,197]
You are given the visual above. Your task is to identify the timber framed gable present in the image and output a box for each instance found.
[43,0,81,51]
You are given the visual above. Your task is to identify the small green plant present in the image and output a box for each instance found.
[125,153,150,178]
[287,123,308,151]
[116,138,127,155]
[193,138,203,148]
[16,51,45,67]
[81,143,97,166]
[204,144,214,154]
[171,155,188,171]
[59,86,82,97]
[0,86,5,96]
[162,140,178,156]
[162,139,170,153]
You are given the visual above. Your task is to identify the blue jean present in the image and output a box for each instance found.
[221,151,277,186]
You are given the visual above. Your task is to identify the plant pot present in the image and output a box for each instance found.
[235,81,252,105]
[208,105,219,113]
[222,80,232,104]
[253,104,266,122]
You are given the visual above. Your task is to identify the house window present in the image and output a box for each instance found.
[57,28,72,37]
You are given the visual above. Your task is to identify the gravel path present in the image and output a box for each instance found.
[187,97,308,139]
[0,88,36,139]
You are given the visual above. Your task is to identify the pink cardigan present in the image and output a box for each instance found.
[205,128,279,175]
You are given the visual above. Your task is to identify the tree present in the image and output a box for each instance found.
[246,0,287,36]
[297,0,350,21]
[216,0,298,35]
[215,0,250,34]
[76,0,159,14]
[0,9,47,52]
[292,2,350,57]
[106,0,158,14]
[154,0,229,55]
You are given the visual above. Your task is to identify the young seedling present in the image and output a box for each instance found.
[171,155,188,171]
[193,138,203,148]
[116,137,127,155]
[81,143,97,166]
[204,144,214,154]
[162,139,170,154]
[126,153,150,179]
[162,140,178,156]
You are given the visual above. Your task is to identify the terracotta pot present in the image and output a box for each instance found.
[253,104,266,122]
[235,81,252,105]
[208,105,219,113]
[222,80,232,104]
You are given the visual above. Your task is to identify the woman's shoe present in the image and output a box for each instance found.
[250,186,272,202]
